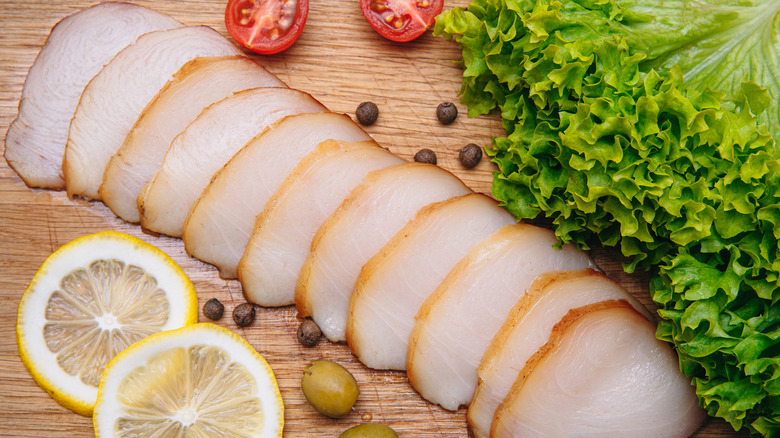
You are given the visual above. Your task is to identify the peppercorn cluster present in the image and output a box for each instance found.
[354,100,482,169]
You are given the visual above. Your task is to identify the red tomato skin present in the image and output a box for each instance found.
[225,0,309,55]
[360,0,444,42]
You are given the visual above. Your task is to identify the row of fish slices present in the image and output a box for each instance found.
[6,2,706,436]
[245,145,705,436]
[299,156,700,436]
[333,175,707,436]
[324,169,701,435]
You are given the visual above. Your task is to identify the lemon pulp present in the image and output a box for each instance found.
[44,259,171,388]
[115,345,264,436]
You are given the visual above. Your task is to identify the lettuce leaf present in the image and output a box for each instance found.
[638,0,780,136]
[438,0,780,136]
[435,0,780,434]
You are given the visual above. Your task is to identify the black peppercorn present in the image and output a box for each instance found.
[436,102,458,125]
[414,148,437,165]
[232,302,256,327]
[356,101,379,125]
[459,143,483,169]
[297,319,322,347]
[202,298,224,320]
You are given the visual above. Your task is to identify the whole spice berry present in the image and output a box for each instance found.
[232,302,256,327]
[202,298,224,320]
[414,148,437,165]
[459,143,483,169]
[356,101,379,125]
[297,319,322,347]
[436,102,458,125]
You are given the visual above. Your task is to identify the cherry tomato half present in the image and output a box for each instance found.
[225,0,309,55]
[360,0,444,42]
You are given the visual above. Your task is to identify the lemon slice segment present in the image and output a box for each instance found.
[16,231,198,416]
[94,323,284,437]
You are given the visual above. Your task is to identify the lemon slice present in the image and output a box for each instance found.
[16,231,198,416]
[93,323,284,437]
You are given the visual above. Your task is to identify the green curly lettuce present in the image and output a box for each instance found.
[435,0,780,435]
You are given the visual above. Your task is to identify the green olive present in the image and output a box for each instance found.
[339,423,399,438]
[301,359,359,418]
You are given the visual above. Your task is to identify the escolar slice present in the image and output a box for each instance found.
[93,323,284,437]
[16,231,198,416]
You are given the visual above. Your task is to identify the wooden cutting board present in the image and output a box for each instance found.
[0,0,748,436]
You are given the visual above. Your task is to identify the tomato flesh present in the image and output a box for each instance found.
[360,0,443,42]
[225,0,308,55]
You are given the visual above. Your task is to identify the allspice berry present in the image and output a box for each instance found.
[202,298,224,321]
[436,102,458,125]
[414,148,437,165]
[297,319,322,347]
[232,302,256,327]
[356,101,379,125]
[459,143,483,169]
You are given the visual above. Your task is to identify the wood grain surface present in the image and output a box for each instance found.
[0,0,749,436]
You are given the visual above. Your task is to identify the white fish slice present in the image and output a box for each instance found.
[347,193,516,371]
[468,268,652,438]
[99,55,285,223]
[491,301,705,437]
[182,113,372,279]
[64,25,242,199]
[237,139,404,305]
[5,2,181,189]
[406,223,592,411]
[138,87,326,237]
[296,162,472,342]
